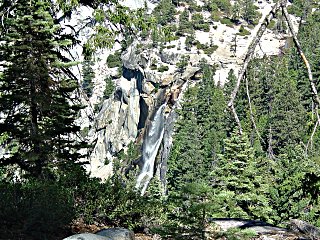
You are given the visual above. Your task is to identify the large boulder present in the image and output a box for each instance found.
[63,233,111,240]
[95,228,135,240]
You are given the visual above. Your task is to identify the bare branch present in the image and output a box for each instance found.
[281,2,320,153]
[228,1,282,131]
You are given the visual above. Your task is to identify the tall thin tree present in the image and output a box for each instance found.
[0,0,85,178]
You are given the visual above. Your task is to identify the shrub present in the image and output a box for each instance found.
[220,17,234,27]
[158,65,169,72]
[267,19,276,30]
[104,77,115,99]
[0,181,75,240]
[154,0,176,25]
[106,51,122,68]
[196,42,218,55]
[238,25,250,36]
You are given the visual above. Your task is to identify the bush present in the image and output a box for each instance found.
[158,65,169,72]
[238,25,250,36]
[220,17,234,27]
[196,42,218,55]
[104,77,115,99]
[106,51,122,68]
[0,181,75,240]
[154,0,176,25]
[267,19,276,30]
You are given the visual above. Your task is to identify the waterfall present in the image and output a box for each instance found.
[136,104,166,195]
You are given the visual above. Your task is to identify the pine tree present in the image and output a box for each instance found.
[164,62,227,238]
[0,0,85,178]
[82,60,95,98]
[211,128,272,220]
[241,0,257,24]
[269,146,320,226]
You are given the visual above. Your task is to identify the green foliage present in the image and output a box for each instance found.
[267,19,276,30]
[0,180,74,240]
[238,25,250,36]
[211,128,272,221]
[176,55,190,72]
[204,0,231,15]
[215,227,258,240]
[192,13,210,31]
[0,0,86,178]
[268,146,320,226]
[106,51,122,68]
[236,56,307,155]
[196,42,218,55]
[154,0,176,25]
[287,0,316,20]
[185,34,196,51]
[164,62,227,238]
[103,77,116,99]
[220,17,234,27]
[159,181,216,239]
[241,0,258,24]
[82,60,95,98]
[157,65,169,72]
[177,9,193,36]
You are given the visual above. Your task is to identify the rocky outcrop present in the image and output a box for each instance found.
[63,233,112,240]
[88,77,140,179]
[289,219,320,240]
[211,218,314,240]
[96,228,135,240]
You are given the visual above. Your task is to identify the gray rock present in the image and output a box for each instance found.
[181,66,201,81]
[160,75,174,87]
[139,94,154,129]
[142,81,155,94]
[160,51,180,65]
[63,233,112,240]
[95,228,135,240]
[122,43,139,70]
[289,219,320,240]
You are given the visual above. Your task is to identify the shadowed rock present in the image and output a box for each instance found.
[63,233,112,240]
[289,219,320,240]
[95,228,135,240]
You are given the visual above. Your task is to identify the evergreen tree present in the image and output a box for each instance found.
[177,9,192,36]
[269,146,320,226]
[289,11,320,155]
[0,0,85,178]
[164,62,227,238]
[241,0,257,24]
[237,56,307,155]
[211,128,272,221]
[82,60,95,98]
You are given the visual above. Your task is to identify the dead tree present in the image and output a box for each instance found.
[281,5,320,153]
[228,1,283,134]
[228,0,320,155]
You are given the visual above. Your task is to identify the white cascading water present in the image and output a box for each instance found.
[136,104,166,195]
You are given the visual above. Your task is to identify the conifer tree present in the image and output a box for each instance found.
[211,128,272,220]
[82,60,95,98]
[269,146,320,226]
[164,62,227,238]
[0,0,85,178]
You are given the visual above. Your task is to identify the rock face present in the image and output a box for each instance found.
[74,0,299,186]
[88,78,140,179]
[95,228,135,240]
[63,233,112,240]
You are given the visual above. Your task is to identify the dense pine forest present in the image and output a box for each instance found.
[0,0,320,239]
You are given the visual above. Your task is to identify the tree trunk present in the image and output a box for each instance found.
[228,1,283,131]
